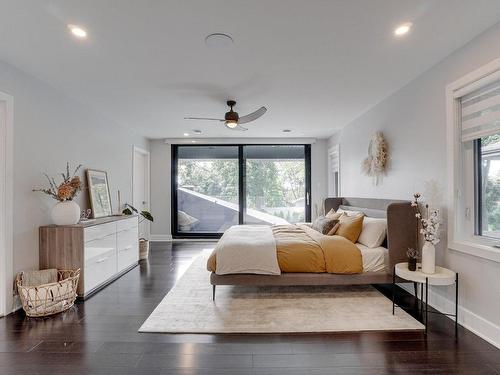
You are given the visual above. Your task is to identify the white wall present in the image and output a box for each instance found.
[329,21,500,347]
[150,140,171,240]
[0,60,149,311]
[150,139,328,237]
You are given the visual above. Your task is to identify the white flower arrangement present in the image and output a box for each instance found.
[411,192,441,245]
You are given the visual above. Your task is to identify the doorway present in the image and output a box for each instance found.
[133,146,151,240]
[0,92,13,317]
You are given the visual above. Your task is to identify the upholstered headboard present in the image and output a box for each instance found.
[324,197,417,274]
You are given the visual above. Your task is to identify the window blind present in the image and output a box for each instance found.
[461,78,500,142]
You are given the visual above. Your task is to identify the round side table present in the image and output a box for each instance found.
[393,262,458,336]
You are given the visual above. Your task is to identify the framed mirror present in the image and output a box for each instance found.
[86,169,112,218]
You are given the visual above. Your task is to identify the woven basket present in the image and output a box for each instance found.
[139,238,149,260]
[16,269,80,317]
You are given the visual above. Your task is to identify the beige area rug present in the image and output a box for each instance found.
[139,250,424,333]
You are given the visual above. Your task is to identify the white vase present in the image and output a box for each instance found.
[421,241,436,274]
[51,201,81,225]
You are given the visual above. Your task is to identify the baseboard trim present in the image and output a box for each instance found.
[400,283,500,349]
[150,235,172,242]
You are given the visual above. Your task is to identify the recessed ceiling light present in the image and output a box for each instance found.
[193,129,202,134]
[183,133,189,136]
[191,140,196,143]
[68,24,87,39]
[394,22,412,37]
[205,33,233,48]
[282,129,292,133]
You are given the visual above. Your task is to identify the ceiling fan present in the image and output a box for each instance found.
[184,100,267,131]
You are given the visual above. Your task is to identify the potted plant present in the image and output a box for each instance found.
[33,163,83,225]
[406,248,419,271]
[122,203,154,260]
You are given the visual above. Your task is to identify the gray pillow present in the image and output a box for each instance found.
[311,216,339,235]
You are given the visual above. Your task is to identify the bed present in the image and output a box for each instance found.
[208,197,417,298]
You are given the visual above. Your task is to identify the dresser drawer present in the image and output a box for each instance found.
[84,233,116,262]
[117,242,138,271]
[84,222,117,243]
[117,228,138,272]
[117,217,138,232]
[84,248,117,292]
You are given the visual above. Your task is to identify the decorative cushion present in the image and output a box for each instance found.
[311,216,340,235]
[337,208,363,217]
[178,210,199,230]
[325,209,344,220]
[357,217,387,248]
[326,222,341,236]
[335,214,365,243]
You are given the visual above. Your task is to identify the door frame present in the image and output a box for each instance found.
[132,146,151,238]
[171,144,312,239]
[0,92,13,317]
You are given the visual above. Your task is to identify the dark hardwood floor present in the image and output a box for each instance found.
[1,241,499,374]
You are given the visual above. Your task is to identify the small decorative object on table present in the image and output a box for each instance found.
[411,193,441,274]
[123,203,154,260]
[33,163,82,225]
[406,248,419,271]
[80,208,92,222]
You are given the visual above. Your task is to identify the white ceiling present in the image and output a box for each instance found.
[2,1,500,139]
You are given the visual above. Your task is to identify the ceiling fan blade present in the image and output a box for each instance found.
[184,117,224,121]
[238,106,267,124]
[233,124,248,131]
[224,123,248,131]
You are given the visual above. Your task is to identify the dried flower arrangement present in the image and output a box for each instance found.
[362,131,388,185]
[411,193,441,245]
[33,163,83,202]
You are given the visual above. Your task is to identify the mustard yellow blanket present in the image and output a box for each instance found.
[207,224,362,274]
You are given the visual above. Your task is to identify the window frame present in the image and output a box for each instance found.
[447,56,500,263]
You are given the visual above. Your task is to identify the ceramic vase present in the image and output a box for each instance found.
[421,241,436,274]
[51,200,80,225]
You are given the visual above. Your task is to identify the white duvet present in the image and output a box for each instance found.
[215,225,281,275]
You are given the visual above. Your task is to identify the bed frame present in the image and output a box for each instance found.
[210,197,417,299]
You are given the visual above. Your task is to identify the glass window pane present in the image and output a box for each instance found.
[244,145,306,225]
[480,134,500,238]
[177,146,239,234]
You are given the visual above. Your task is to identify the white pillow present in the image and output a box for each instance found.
[337,208,363,217]
[178,210,199,227]
[357,217,387,248]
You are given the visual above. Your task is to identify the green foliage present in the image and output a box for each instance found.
[177,159,305,210]
[481,134,500,146]
[481,135,500,232]
[140,210,154,222]
[122,203,154,222]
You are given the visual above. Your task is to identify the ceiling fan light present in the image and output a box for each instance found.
[225,120,238,129]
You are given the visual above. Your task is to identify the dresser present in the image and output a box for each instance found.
[39,215,139,298]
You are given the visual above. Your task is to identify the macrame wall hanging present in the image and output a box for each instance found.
[362,131,388,185]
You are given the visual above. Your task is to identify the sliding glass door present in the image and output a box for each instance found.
[244,145,309,225]
[172,144,311,238]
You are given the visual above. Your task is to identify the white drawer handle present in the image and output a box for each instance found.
[96,257,108,263]
[121,246,133,252]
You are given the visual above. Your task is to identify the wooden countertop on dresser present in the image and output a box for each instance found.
[40,214,140,229]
